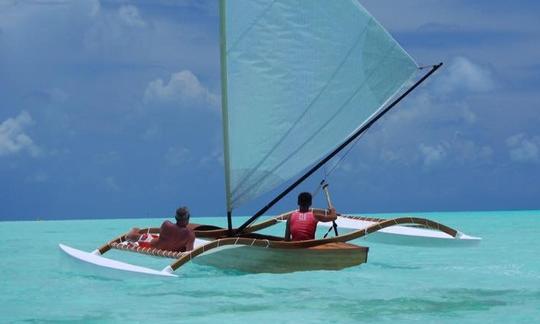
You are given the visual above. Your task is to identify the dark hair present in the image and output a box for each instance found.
[297,192,312,207]
[175,206,190,223]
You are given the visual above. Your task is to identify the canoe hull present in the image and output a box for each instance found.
[193,242,368,273]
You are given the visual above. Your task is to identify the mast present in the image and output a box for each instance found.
[237,63,443,233]
[219,0,233,233]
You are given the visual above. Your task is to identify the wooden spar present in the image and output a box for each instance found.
[237,63,444,233]
[97,234,126,255]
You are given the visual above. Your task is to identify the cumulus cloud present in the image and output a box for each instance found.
[384,58,487,131]
[84,3,151,54]
[118,5,146,28]
[144,70,218,107]
[93,151,120,165]
[436,57,496,95]
[199,148,223,167]
[364,55,498,170]
[452,137,493,165]
[89,0,100,17]
[142,125,163,141]
[165,146,191,166]
[417,138,493,168]
[418,143,447,167]
[26,172,49,183]
[0,111,40,157]
[104,176,120,191]
[25,88,69,105]
[461,106,477,124]
[506,133,540,163]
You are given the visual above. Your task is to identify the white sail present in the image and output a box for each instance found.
[220,0,418,210]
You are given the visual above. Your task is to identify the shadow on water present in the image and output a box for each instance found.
[369,262,422,270]
[128,289,264,299]
[21,313,116,323]
[322,288,540,320]
[177,264,257,278]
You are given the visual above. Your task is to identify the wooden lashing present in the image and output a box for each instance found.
[97,228,161,255]
[338,214,387,223]
[110,242,187,259]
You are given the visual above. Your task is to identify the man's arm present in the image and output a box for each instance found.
[284,217,291,241]
[313,207,337,222]
[150,221,168,248]
[185,231,195,251]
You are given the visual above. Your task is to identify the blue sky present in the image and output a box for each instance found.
[1,0,539,221]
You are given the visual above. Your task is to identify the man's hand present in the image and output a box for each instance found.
[327,207,337,221]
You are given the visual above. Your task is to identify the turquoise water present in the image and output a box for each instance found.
[1,210,539,323]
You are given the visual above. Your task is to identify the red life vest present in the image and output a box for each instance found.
[137,234,158,248]
[290,210,318,241]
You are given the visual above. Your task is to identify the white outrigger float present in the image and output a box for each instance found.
[60,0,480,276]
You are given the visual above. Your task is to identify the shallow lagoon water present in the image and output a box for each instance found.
[1,210,539,323]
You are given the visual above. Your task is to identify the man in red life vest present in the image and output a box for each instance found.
[285,192,337,241]
[127,206,195,252]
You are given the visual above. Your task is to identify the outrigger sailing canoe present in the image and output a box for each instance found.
[60,0,480,276]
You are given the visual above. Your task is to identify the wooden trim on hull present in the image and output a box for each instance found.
[188,210,449,239]
[193,242,368,273]
[96,211,462,274]
[107,236,368,272]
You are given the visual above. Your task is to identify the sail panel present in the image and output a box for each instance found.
[222,0,418,209]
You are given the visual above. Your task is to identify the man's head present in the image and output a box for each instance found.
[297,192,312,208]
[175,206,190,225]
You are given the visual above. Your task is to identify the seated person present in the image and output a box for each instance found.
[284,192,337,241]
[127,206,195,252]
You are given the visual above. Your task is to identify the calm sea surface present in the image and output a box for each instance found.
[1,210,539,323]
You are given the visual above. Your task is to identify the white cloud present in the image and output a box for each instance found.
[384,60,486,130]
[83,3,154,56]
[417,137,493,168]
[0,111,40,157]
[436,57,496,95]
[94,151,120,165]
[506,133,540,163]
[362,0,539,35]
[142,125,163,141]
[104,176,120,191]
[452,137,493,165]
[461,106,477,124]
[118,5,145,28]
[418,143,447,167]
[89,0,100,17]
[144,70,218,107]
[165,146,191,166]
[26,172,49,183]
[35,88,68,103]
[199,148,223,167]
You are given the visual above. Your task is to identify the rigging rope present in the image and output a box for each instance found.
[312,65,429,196]
[312,129,365,198]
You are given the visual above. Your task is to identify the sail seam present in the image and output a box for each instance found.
[232,42,402,206]
[230,20,373,205]
[226,0,277,54]
[232,43,409,204]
